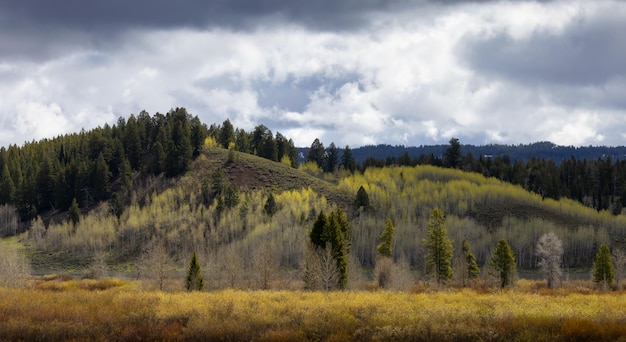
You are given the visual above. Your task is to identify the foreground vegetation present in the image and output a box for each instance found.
[1,278,625,341]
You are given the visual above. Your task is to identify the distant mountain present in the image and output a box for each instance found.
[299,142,626,165]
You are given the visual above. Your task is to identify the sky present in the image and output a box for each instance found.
[1,0,625,148]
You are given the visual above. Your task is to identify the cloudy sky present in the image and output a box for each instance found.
[1,0,625,148]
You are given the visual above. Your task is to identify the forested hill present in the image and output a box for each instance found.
[300,142,626,166]
[0,108,299,225]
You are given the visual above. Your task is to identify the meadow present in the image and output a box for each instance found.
[1,278,626,341]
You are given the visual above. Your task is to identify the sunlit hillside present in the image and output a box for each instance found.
[16,145,626,288]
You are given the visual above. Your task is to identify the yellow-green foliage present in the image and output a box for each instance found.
[339,165,626,269]
[2,282,626,341]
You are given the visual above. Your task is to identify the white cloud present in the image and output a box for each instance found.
[0,1,625,148]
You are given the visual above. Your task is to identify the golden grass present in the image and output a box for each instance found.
[1,279,626,341]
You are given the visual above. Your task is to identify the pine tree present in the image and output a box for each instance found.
[444,137,461,169]
[377,218,395,258]
[536,232,563,289]
[491,239,517,288]
[68,198,80,228]
[263,193,278,217]
[218,119,235,149]
[424,208,453,285]
[355,186,370,209]
[185,252,204,291]
[307,138,325,168]
[309,209,350,289]
[324,142,339,173]
[341,145,356,173]
[462,238,480,282]
[593,244,614,288]
[0,164,15,205]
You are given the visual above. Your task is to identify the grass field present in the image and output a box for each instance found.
[1,278,626,341]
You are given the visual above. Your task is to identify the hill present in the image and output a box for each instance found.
[1,110,625,287]
[15,143,626,285]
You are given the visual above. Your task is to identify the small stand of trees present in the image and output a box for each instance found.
[304,209,351,290]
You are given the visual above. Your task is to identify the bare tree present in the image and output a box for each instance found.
[138,237,176,291]
[303,244,339,291]
[251,240,279,290]
[536,232,563,289]
[374,255,414,291]
[0,242,31,288]
[88,250,109,279]
[374,257,394,289]
[220,246,245,289]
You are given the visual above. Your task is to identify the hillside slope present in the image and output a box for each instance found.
[18,146,626,283]
[193,148,352,208]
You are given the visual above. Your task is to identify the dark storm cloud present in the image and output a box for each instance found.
[0,0,414,32]
[0,0,415,60]
[458,11,626,86]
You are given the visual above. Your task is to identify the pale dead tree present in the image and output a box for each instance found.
[0,243,31,288]
[29,217,47,250]
[220,246,245,289]
[138,237,176,291]
[303,244,339,291]
[536,232,564,289]
[612,248,626,291]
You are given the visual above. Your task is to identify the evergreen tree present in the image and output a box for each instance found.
[341,145,356,173]
[91,152,111,201]
[250,125,270,155]
[68,198,80,227]
[309,209,350,289]
[490,239,517,288]
[223,183,240,209]
[377,218,395,258]
[0,164,15,204]
[593,244,615,288]
[355,185,370,209]
[462,238,481,281]
[123,114,142,170]
[235,129,250,153]
[307,138,325,168]
[218,119,235,149]
[536,232,563,289]
[424,208,453,285]
[263,193,278,217]
[310,211,328,250]
[190,115,206,157]
[324,142,339,173]
[185,252,205,291]
[444,137,462,169]
[259,132,278,161]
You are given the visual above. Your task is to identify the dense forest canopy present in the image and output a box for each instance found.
[0,109,298,225]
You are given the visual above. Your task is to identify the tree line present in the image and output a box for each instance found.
[304,137,626,214]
